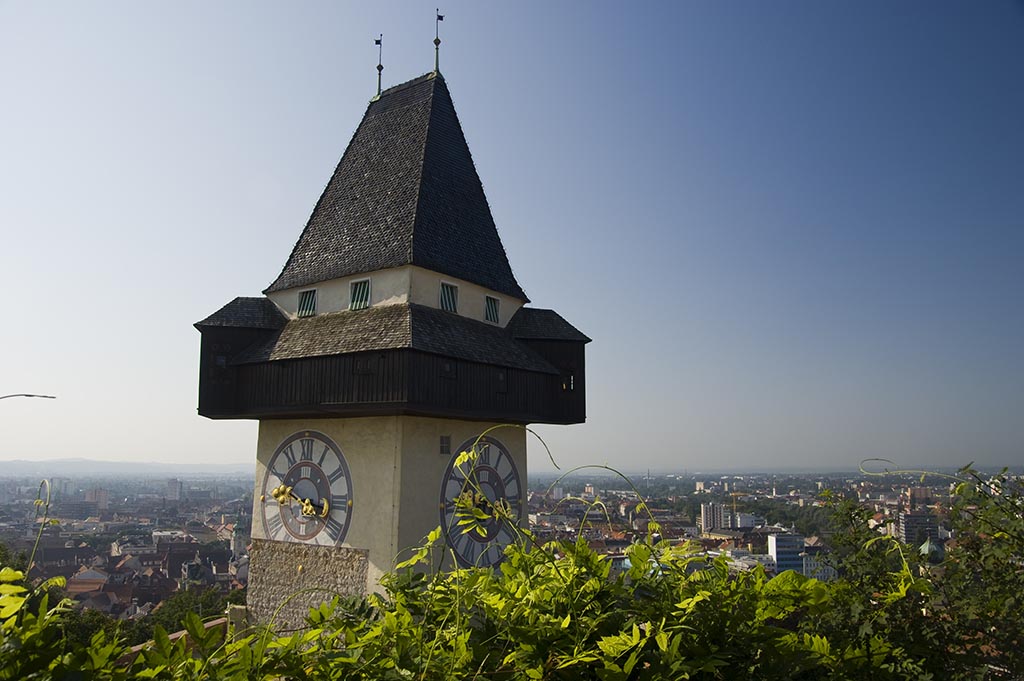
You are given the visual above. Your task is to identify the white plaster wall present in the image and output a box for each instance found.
[266,265,524,327]
[408,267,524,327]
[266,267,412,317]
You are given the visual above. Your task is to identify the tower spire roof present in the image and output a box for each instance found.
[265,73,527,301]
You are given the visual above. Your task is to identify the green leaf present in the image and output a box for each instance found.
[0,567,24,583]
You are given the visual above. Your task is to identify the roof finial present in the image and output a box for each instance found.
[374,34,384,99]
[434,9,444,74]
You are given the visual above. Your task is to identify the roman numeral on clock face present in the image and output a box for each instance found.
[325,515,345,543]
[300,438,315,461]
[283,444,297,467]
[455,532,482,565]
[328,466,346,484]
[266,512,284,539]
[502,469,517,488]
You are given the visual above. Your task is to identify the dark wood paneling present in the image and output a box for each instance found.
[198,338,586,424]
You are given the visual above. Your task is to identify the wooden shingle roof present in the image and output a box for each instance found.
[231,303,557,374]
[194,297,288,330]
[507,308,591,343]
[264,73,528,301]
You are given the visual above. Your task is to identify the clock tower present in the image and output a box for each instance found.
[195,71,589,626]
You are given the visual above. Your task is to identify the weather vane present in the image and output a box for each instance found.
[374,34,384,99]
[434,9,444,73]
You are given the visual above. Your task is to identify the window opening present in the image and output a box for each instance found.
[350,279,370,310]
[297,290,317,317]
[485,295,500,324]
[440,282,458,312]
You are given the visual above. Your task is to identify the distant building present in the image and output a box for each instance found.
[84,488,109,511]
[768,533,805,574]
[906,486,932,509]
[230,525,249,558]
[898,511,939,545]
[54,500,98,519]
[726,512,764,529]
[166,479,183,502]
[700,502,725,531]
[801,553,837,581]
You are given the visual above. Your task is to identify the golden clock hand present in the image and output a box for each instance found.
[299,497,317,517]
[270,485,329,518]
[270,484,295,505]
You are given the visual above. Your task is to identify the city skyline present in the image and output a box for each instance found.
[2,2,1022,472]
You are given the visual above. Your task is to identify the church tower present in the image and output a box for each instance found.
[195,71,589,624]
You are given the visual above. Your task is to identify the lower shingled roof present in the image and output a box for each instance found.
[230,303,558,374]
[507,308,591,343]
[194,297,288,330]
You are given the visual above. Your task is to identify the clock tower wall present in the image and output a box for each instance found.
[253,416,404,590]
[395,417,527,570]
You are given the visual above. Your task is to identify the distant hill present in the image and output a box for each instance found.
[0,458,252,478]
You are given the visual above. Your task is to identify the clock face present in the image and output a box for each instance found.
[260,431,352,546]
[439,435,523,568]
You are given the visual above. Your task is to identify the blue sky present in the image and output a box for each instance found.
[1,1,1021,472]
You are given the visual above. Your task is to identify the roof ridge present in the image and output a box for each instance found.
[429,78,527,302]
[406,78,441,270]
[378,72,439,98]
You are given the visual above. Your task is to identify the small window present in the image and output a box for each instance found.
[297,290,317,317]
[496,369,507,393]
[562,372,575,392]
[440,282,458,312]
[485,296,500,324]
[350,279,370,310]
[439,435,451,457]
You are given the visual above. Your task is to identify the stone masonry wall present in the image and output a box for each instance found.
[247,539,368,631]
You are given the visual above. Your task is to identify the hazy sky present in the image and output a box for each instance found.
[2,2,1022,473]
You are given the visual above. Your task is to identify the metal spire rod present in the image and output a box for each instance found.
[434,9,444,73]
[375,34,384,98]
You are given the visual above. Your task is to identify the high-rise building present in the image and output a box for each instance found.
[84,488,109,511]
[898,511,939,544]
[167,479,183,501]
[701,502,725,531]
[768,533,805,574]
[906,487,932,509]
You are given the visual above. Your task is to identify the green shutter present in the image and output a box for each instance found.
[350,280,370,310]
[485,296,499,323]
[440,283,458,312]
[297,290,317,317]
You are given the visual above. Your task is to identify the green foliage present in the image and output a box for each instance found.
[1,467,1022,679]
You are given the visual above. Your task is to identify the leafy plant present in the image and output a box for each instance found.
[1,463,1022,679]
